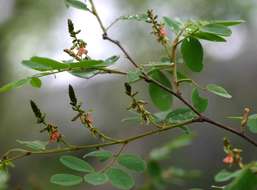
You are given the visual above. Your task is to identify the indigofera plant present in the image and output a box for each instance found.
[0,0,256,189]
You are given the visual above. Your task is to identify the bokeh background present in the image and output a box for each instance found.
[0,0,257,189]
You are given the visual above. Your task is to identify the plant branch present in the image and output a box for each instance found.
[86,1,257,148]
[1,119,198,163]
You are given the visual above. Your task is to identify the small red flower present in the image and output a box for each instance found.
[77,47,88,57]
[159,26,167,37]
[50,130,61,142]
[86,112,93,125]
[223,154,234,164]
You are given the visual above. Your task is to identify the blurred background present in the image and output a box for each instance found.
[0,0,257,189]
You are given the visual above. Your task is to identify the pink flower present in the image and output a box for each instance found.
[159,26,167,37]
[50,131,61,142]
[223,154,234,164]
[77,47,88,56]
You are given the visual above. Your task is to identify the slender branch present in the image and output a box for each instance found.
[1,119,198,163]
[202,117,257,147]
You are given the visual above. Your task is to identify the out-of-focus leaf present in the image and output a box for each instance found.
[147,160,162,178]
[22,57,67,71]
[192,88,208,113]
[16,140,48,150]
[120,14,148,22]
[60,155,94,173]
[65,0,89,11]
[127,69,141,83]
[163,16,181,34]
[150,134,194,160]
[0,78,30,93]
[206,84,232,98]
[211,20,245,26]
[247,114,257,133]
[193,32,226,42]
[225,169,257,190]
[50,174,83,186]
[104,55,120,66]
[30,77,42,88]
[215,169,242,182]
[84,172,109,186]
[117,154,146,172]
[148,70,173,111]
[166,108,197,123]
[201,24,232,36]
[106,168,135,190]
[83,150,112,162]
[181,37,203,72]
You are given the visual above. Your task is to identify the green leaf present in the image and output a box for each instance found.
[30,77,42,88]
[181,37,203,72]
[166,108,197,123]
[16,140,48,150]
[147,160,162,178]
[206,84,232,98]
[60,155,94,173]
[150,134,194,161]
[215,169,242,183]
[117,154,146,172]
[192,88,208,113]
[127,69,141,83]
[120,14,148,22]
[50,174,83,186]
[193,32,226,42]
[163,16,181,34]
[247,114,257,133]
[201,24,232,37]
[68,59,106,79]
[106,168,135,190]
[104,55,120,66]
[212,20,245,26]
[225,169,257,190]
[65,0,89,11]
[0,78,30,93]
[22,57,68,71]
[67,59,105,69]
[83,150,112,162]
[148,70,173,111]
[84,172,109,186]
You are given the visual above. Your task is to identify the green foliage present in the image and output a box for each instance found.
[228,114,257,134]
[60,155,94,173]
[84,172,109,185]
[148,70,173,111]
[50,174,83,186]
[166,108,196,123]
[22,57,67,71]
[127,69,141,83]
[192,88,208,113]
[248,114,257,133]
[65,0,89,11]
[83,150,113,162]
[117,153,146,172]
[0,78,30,93]
[16,140,48,150]
[215,169,241,182]
[206,84,232,98]
[200,24,232,37]
[150,134,194,161]
[224,169,257,190]
[181,37,203,72]
[0,2,254,190]
[163,16,181,34]
[30,77,42,88]
[106,168,135,190]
